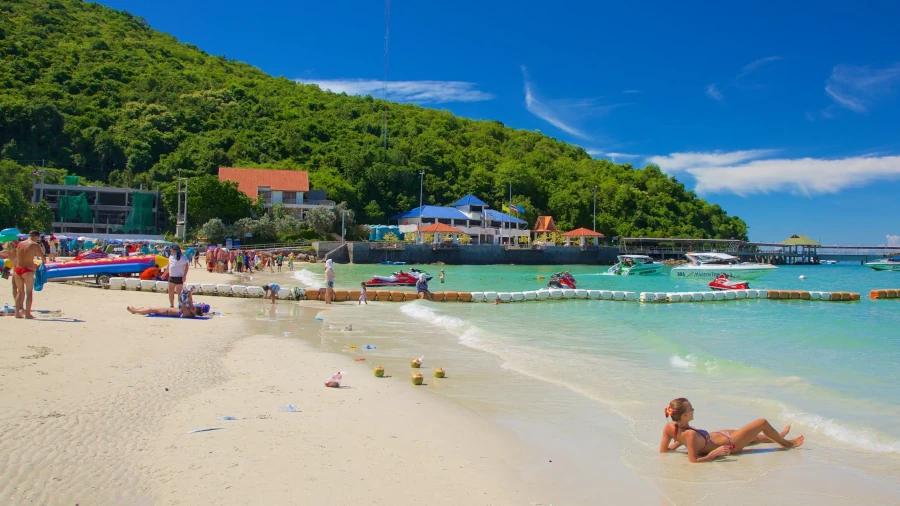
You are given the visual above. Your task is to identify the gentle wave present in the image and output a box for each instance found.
[780,407,900,454]
[292,269,324,288]
[669,353,718,372]
[399,301,466,328]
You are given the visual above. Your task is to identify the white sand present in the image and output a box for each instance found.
[0,272,560,505]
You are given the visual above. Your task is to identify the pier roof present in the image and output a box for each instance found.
[781,234,820,246]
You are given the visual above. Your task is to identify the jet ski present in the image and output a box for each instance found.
[708,273,750,291]
[364,268,433,287]
[547,271,576,289]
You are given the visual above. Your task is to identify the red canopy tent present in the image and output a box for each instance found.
[420,223,465,234]
[562,227,605,246]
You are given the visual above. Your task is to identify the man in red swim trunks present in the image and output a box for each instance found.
[14,231,46,319]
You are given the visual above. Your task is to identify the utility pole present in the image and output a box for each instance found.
[418,170,424,244]
[183,178,189,242]
[593,186,597,232]
[39,160,46,201]
[509,181,513,245]
[341,209,346,245]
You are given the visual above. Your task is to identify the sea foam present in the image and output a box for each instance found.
[781,407,900,454]
[399,301,465,328]
[292,269,324,288]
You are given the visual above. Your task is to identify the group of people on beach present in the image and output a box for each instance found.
[204,247,295,274]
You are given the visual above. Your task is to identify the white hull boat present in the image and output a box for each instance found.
[608,255,664,276]
[670,252,777,280]
[866,257,900,271]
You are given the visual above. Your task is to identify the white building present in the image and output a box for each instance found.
[391,194,529,245]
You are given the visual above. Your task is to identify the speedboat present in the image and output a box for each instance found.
[820,260,838,265]
[670,252,777,280]
[548,271,576,289]
[865,255,900,272]
[608,255,664,276]
[364,268,433,287]
[708,274,750,291]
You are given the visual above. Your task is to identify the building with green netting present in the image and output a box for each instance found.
[32,178,164,237]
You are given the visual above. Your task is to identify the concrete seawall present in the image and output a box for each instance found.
[343,243,619,265]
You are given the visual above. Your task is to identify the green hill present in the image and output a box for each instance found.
[0,0,748,240]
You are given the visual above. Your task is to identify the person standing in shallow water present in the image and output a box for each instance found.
[660,397,803,463]
[324,259,336,304]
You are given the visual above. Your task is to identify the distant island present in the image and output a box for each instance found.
[0,0,747,241]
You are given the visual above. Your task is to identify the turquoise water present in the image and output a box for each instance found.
[289,262,900,460]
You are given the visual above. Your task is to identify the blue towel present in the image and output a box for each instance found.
[145,314,212,320]
[33,264,47,292]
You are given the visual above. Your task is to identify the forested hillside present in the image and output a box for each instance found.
[0,0,748,239]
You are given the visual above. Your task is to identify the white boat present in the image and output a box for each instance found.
[608,255,664,276]
[865,255,900,272]
[670,252,778,280]
[820,260,838,265]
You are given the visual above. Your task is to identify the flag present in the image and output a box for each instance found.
[515,205,525,214]
[501,204,510,213]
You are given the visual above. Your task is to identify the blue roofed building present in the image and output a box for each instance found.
[390,194,528,244]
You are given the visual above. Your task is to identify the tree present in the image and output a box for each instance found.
[0,0,749,240]
[160,175,254,227]
[306,206,336,236]
[199,218,228,244]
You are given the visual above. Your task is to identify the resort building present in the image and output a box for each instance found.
[391,194,529,244]
[32,177,163,236]
[217,167,335,218]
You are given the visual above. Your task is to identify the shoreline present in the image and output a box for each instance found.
[0,270,583,505]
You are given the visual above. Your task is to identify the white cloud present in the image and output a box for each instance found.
[588,150,641,160]
[737,56,783,78]
[522,66,589,139]
[887,235,900,247]
[705,84,724,102]
[647,149,778,171]
[299,79,494,104]
[706,55,781,101]
[825,63,900,113]
[648,150,900,195]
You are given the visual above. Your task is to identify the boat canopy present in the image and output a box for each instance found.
[618,254,655,263]
[686,252,739,263]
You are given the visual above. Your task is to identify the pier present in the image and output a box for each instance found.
[618,237,897,264]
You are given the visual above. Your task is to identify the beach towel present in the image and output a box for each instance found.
[145,314,212,320]
[33,264,47,292]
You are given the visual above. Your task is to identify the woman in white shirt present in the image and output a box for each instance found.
[324,259,336,304]
[167,245,190,308]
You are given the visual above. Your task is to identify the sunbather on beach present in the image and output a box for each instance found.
[128,288,198,318]
[659,397,803,463]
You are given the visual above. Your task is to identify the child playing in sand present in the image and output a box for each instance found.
[262,284,280,304]
[359,282,368,305]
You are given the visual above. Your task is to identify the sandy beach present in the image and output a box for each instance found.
[1,267,647,506]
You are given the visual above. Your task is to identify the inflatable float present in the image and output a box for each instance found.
[45,254,167,284]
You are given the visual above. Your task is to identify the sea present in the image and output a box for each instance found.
[250,262,900,503]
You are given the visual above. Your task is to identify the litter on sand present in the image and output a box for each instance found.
[187,427,225,434]
[315,317,324,321]
[277,404,301,412]
[218,416,238,421]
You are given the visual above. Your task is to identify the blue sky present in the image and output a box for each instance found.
[97,0,900,245]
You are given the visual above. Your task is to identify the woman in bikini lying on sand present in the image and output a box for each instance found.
[660,397,804,463]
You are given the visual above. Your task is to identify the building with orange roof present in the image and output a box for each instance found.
[218,167,334,217]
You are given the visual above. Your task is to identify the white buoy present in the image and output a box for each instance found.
[799,275,806,280]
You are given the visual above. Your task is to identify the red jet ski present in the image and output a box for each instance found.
[364,268,433,287]
[548,271,577,289]
[708,273,749,291]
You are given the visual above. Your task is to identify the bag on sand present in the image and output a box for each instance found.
[325,371,345,388]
